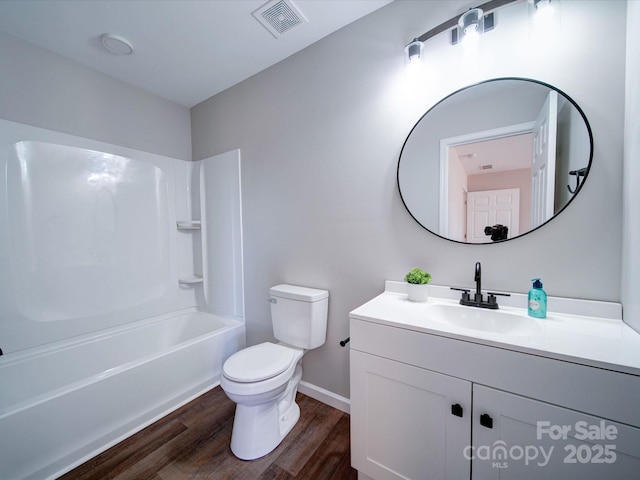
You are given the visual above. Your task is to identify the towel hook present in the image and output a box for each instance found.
[567,167,587,194]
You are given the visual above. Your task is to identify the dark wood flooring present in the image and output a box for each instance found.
[59,386,357,480]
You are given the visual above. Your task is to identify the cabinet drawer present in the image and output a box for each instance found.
[473,384,640,479]
[350,318,640,428]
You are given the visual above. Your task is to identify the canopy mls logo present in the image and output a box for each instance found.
[463,441,554,468]
[463,420,618,469]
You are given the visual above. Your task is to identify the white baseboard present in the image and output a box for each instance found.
[298,380,350,414]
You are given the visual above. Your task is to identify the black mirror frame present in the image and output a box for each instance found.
[397,77,594,245]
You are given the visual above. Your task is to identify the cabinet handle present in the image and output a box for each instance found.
[451,403,463,417]
[480,413,493,429]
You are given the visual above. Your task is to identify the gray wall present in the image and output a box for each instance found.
[192,0,627,399]
[0,32,191,160]
[622,0,640,334]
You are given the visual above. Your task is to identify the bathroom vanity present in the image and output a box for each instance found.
[349,282,640,480]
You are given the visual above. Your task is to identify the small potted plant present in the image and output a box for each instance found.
[404,267,432,302]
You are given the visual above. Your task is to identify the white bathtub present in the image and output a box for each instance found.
[0,309,244,480]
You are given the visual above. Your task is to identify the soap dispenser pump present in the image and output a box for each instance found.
[528,278,547,319]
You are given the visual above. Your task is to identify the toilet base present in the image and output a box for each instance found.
[229,364,303,460]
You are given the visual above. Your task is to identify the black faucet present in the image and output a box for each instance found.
[474,261,482,302]
[450,261,510,310]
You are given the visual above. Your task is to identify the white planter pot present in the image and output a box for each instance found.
[407,283,429,302]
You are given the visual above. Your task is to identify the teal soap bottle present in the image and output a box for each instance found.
[528,278,547,318]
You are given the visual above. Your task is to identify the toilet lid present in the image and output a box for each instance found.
[223,342,296,382]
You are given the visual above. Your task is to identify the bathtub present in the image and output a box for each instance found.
[0,309,244,480]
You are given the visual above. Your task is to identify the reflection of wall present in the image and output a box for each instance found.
[468,169,531,229]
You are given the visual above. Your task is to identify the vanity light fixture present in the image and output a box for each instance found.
[404,0,521,61]
[532,0,555,24]
[460,8,484,34]
[533,0,552,11]
[405,38,424,63]
[451,8,495,45]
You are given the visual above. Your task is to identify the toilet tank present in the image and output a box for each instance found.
[269,284,329,349]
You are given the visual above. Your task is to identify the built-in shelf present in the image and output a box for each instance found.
[179,274,203,285]
[176,220,201,230]
[178,220,202,286]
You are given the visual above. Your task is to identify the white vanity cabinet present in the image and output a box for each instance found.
[350,309,640,480]
[351,350,471,480]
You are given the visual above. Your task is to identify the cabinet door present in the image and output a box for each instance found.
[351,350,471,480]
[472,384,640,479]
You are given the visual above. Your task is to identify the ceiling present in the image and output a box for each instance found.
[0,0,393,108]
[453,133,533,175]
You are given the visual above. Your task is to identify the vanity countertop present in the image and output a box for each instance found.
[350,282,640,376]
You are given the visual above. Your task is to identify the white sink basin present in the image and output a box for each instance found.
[424,303,542,336]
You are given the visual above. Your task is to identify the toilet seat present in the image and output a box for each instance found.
[223,342,299,383]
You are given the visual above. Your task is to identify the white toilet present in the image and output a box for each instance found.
[220,284,329,460]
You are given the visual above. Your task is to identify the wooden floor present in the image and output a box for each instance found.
[59,386,357,480]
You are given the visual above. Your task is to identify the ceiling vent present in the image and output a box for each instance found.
[253,0,307,38]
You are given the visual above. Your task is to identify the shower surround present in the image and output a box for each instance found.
[0,119,245,479]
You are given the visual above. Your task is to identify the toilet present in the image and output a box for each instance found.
[220,284,329,460]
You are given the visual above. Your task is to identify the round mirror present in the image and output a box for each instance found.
[397,78,593,244]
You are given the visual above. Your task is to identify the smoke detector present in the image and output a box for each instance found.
[252,0,307,38]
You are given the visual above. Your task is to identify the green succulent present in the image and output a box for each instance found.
[404,267,432,285]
